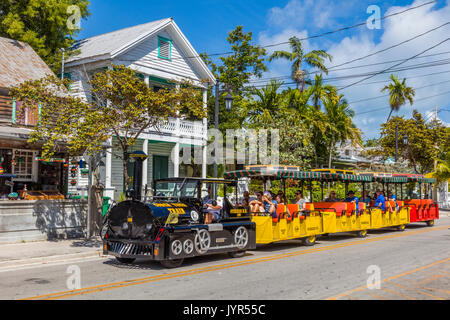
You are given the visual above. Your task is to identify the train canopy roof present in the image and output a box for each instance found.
[223,169,435,183]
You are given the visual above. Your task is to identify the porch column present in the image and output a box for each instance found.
[142,139,148,193]
[202,88,208,178]
[173,142,180,177]
[105,137,113,198]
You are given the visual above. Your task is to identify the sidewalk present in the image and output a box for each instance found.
[0,237,104,270]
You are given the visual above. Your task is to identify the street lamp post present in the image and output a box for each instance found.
[213,81,233,181]
[395,122,398,162]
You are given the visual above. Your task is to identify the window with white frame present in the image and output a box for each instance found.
[12,149,37,181]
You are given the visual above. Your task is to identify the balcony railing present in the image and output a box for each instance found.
[146,117,205,139]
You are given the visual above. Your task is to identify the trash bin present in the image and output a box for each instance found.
[102,196,111,217]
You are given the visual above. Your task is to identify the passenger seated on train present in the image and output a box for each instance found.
[325,191,339,202]
[241,191,256,206]
[359,190,371,206]
[294,190,308,215]
[205,200,222,222]
[387,191,398,207]
[345,190,359,205]
[263,191,278,217]
[276,194,290,218]
[249,191,265,213]
[374,189,386,211]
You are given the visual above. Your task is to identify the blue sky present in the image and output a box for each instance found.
[77,0,450,139]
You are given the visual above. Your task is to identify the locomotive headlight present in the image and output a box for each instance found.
[145,223,152,231]
[122,222,129,230]
[190,210,199,222]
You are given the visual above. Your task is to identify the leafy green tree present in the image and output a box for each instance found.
[378,111,448,174]
[381,74,415,121]
[305,74,337,110]
[0,0,90,71]
[9,64,204,188]
[268,36,332,91]
[323,95,361,168]
[201,26,267,132]
[245,81,314,170]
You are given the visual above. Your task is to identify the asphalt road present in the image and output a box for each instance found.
[1,216,449,300]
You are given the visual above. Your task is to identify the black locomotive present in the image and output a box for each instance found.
[101,153,256,268]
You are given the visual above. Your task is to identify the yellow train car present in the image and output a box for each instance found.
[224,168,418,246]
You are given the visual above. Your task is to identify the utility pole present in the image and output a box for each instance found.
[395,122,398,162]
[433,106,438,202]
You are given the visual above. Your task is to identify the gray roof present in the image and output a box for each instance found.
[0,37,54,88]
[68,18,172,62]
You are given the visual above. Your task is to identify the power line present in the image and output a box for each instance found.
[355,90,450,116]
[327,21,450,70]
[246,59,450,89]
[338,38,450,90]
[248,50,450,84]
[348,79,450,104]
[153,0,438,61]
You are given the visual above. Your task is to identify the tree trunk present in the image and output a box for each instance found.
[386,108,394,122]
[328,139,334,168]
[122,149,129,193]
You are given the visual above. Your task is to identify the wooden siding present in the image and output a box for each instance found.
[118,30,201,82]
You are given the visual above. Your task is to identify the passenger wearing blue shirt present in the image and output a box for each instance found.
[263,191,278,218]
[374,190,386,211]
[345,191,359,215]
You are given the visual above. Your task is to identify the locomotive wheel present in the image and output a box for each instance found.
[228,250,246,258]
[234,226,249,249]
[302,235,316,246]
[356,230,368,238]
[194,229,211,254]
[160,259,184,269]
[115,257,136,264]
[426,220,434,227]
[396,224,406,231]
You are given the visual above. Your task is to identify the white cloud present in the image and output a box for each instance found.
[258,0,450,138]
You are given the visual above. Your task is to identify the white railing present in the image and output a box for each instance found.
[146,117,205,139]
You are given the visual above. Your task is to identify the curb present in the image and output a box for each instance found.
[0,250,105,271]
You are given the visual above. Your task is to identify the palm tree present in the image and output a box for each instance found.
[247,80,283,126]
[433,154,450,183]
[306,74,338,110]
[268,36,332,91]
[381,74,415,122]
[324,95,361,168]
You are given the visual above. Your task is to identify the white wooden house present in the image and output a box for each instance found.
[65,18,215,199]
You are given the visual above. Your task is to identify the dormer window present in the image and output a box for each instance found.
[158,36,172,60]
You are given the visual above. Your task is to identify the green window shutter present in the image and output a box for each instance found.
[153,155,169,181]
[158,36,172,60]
[12,98,16,124]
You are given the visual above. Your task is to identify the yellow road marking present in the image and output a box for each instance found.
[327,256,450,300]
[23,224,450,300]
[390,282,446,300]
[381,288,416,300]
[424,287,450,295]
